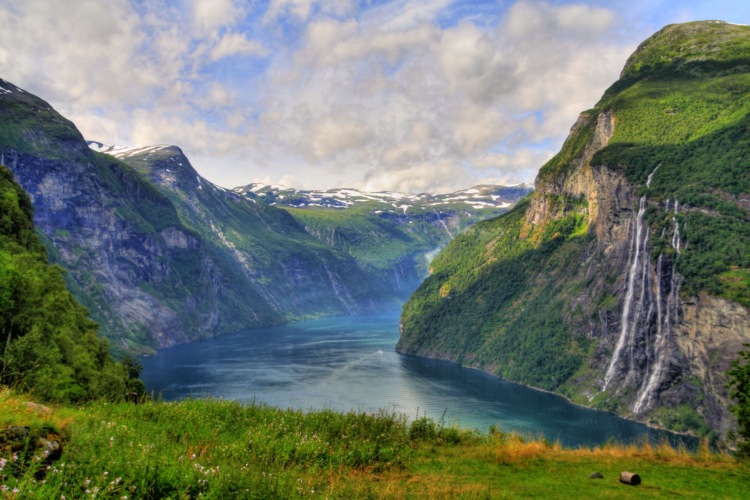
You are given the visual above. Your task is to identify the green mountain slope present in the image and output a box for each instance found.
[100,143,531,306]
[90,143,385,316]
[0,165,130,402]
[234,184,531,297]
[398,21,750,438]
[0,79,282,352]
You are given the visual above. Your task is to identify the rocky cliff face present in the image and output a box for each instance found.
[399,21,750,437]
[0,80,275,352]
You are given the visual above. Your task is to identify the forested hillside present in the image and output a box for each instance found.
[399,21,750,437]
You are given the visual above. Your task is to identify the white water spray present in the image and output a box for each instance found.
[603,195,647,390]
[671,201,681,254]
[634,257,681,413]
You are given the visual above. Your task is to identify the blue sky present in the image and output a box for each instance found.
[0,0,747,192]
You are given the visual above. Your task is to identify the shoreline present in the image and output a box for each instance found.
[395,348,700,442]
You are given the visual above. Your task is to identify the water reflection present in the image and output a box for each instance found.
[141,313,695,448]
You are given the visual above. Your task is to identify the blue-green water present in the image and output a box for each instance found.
[141,313,694,448]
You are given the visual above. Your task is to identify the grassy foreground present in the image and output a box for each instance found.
[0,389,748,498]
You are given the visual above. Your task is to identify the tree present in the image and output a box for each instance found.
[727,343,750,456]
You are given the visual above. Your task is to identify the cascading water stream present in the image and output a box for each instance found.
[433,210,455,240]
[633,203,682,413]
[603,195,647,390]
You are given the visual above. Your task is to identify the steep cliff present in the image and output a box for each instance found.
[0,79,282,352]
[0,165,130,401]
[399,21,750,437]
[0,80,383,353]
[89,142,382,316]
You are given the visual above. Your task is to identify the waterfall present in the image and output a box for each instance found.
[633,203,682,413]
[433,210,454,240]
[671,202,681,254]
[603,195,647,390]
[634,256,666,413]
[646,164,659,188]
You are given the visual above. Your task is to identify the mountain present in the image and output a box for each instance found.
[233,183,532,295]
[234,183,530,212]
[90,141,530,312]
[0,79,388,353]
[398,21,750,438]
[87,140,392,314]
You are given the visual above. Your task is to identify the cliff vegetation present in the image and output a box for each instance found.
[0,165,134,402]
[399,21,750,438]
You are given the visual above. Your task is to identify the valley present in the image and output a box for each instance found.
[0,13,749,498]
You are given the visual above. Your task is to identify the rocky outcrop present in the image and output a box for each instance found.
[676,295,750,434]
[518,101,749,433]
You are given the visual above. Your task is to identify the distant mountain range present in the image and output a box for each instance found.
[234,183,531,212]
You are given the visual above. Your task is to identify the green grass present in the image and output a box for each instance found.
[1,389,748,498]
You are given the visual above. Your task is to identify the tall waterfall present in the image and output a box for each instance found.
[633,205,682,413]
[603,196,648,390]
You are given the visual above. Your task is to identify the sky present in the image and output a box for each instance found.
[0,1,747,193]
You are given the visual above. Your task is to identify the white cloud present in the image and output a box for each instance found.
[210,32,268,61]
[263,0,356,23]
[0,0,648,193]
[192,0,242,34]
[249,0,633,192]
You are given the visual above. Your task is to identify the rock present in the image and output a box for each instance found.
[588,471,604,479]
[24,402,52,416]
